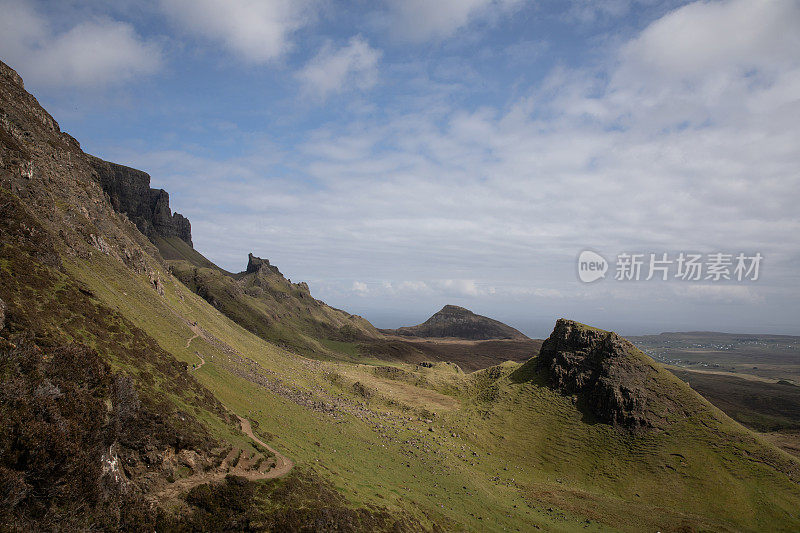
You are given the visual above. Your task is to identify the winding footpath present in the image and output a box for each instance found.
[236,415,294,478]
[185,333,199,349]
[184,328,293,479]
[192,352,205,371]
[152,330,295,503]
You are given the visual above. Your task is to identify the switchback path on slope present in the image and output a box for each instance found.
[151,409,294,503]
[185,333,199,349]
[148,295,297,497]
[192,351,205,371]
[237,415,294,477]
[150,328,295,503]
[182,329,292,476]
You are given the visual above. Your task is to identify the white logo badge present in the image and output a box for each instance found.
[578,251,608,283]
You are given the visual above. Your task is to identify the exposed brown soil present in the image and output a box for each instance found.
[185,333,199,349]
[361,335,542,372]
[237,415,294,476]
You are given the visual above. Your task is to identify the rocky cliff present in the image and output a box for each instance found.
[245,252,282,275]
[89,156,192,247]
[536,319,692,429]
[386,305,528,340]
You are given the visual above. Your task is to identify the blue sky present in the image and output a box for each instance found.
[2,0,799,336]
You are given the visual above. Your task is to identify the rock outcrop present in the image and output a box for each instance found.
[537,319,689,429]
[0,61,24,90]
[245,253,282,276]
[169,253,381,358]
[387,305,528,340]
[89,156,193,247]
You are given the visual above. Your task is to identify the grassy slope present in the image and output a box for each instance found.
[168,255,381,362]
[70,254,536,530]
[70,247,800,532]
[155,235,225,271]
[462,361,800,531]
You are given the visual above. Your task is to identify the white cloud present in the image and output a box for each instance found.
[620,0,800,80]
[160,0,318,63]
[438,279,482,297]
[297,36,381,100]
[502,287,563,298]
[111,0,800,334]
[670,284,766,305]
[348,279,488,299]
[384,0,528,43]
[565,0,644,24]
[0,0,161,87]
[351,281,369,296]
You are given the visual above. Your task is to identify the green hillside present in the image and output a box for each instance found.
[167,252,382,361]
[44,239,800,530]
[3,58,800,531]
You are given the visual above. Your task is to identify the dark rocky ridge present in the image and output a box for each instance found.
[536,319,690,429]
[385,304,528,340]
[169,252,380,358]
[89,156,192,247]
[245,253,282,275]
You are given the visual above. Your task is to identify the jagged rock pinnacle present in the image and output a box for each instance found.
[246,253,281,275]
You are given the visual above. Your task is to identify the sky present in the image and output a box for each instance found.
[1,0,799,337]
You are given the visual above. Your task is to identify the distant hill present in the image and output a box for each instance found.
[383,305,528,340]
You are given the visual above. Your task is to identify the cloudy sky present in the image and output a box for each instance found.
[2,0,799,336]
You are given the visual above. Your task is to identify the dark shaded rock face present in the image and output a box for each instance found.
[390,305,528,340]
[245,253,282,275]
[537,319,678,429]
[89,157,192,247]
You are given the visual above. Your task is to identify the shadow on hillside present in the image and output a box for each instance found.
[506,357,604,426]
[508,358,542,384]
